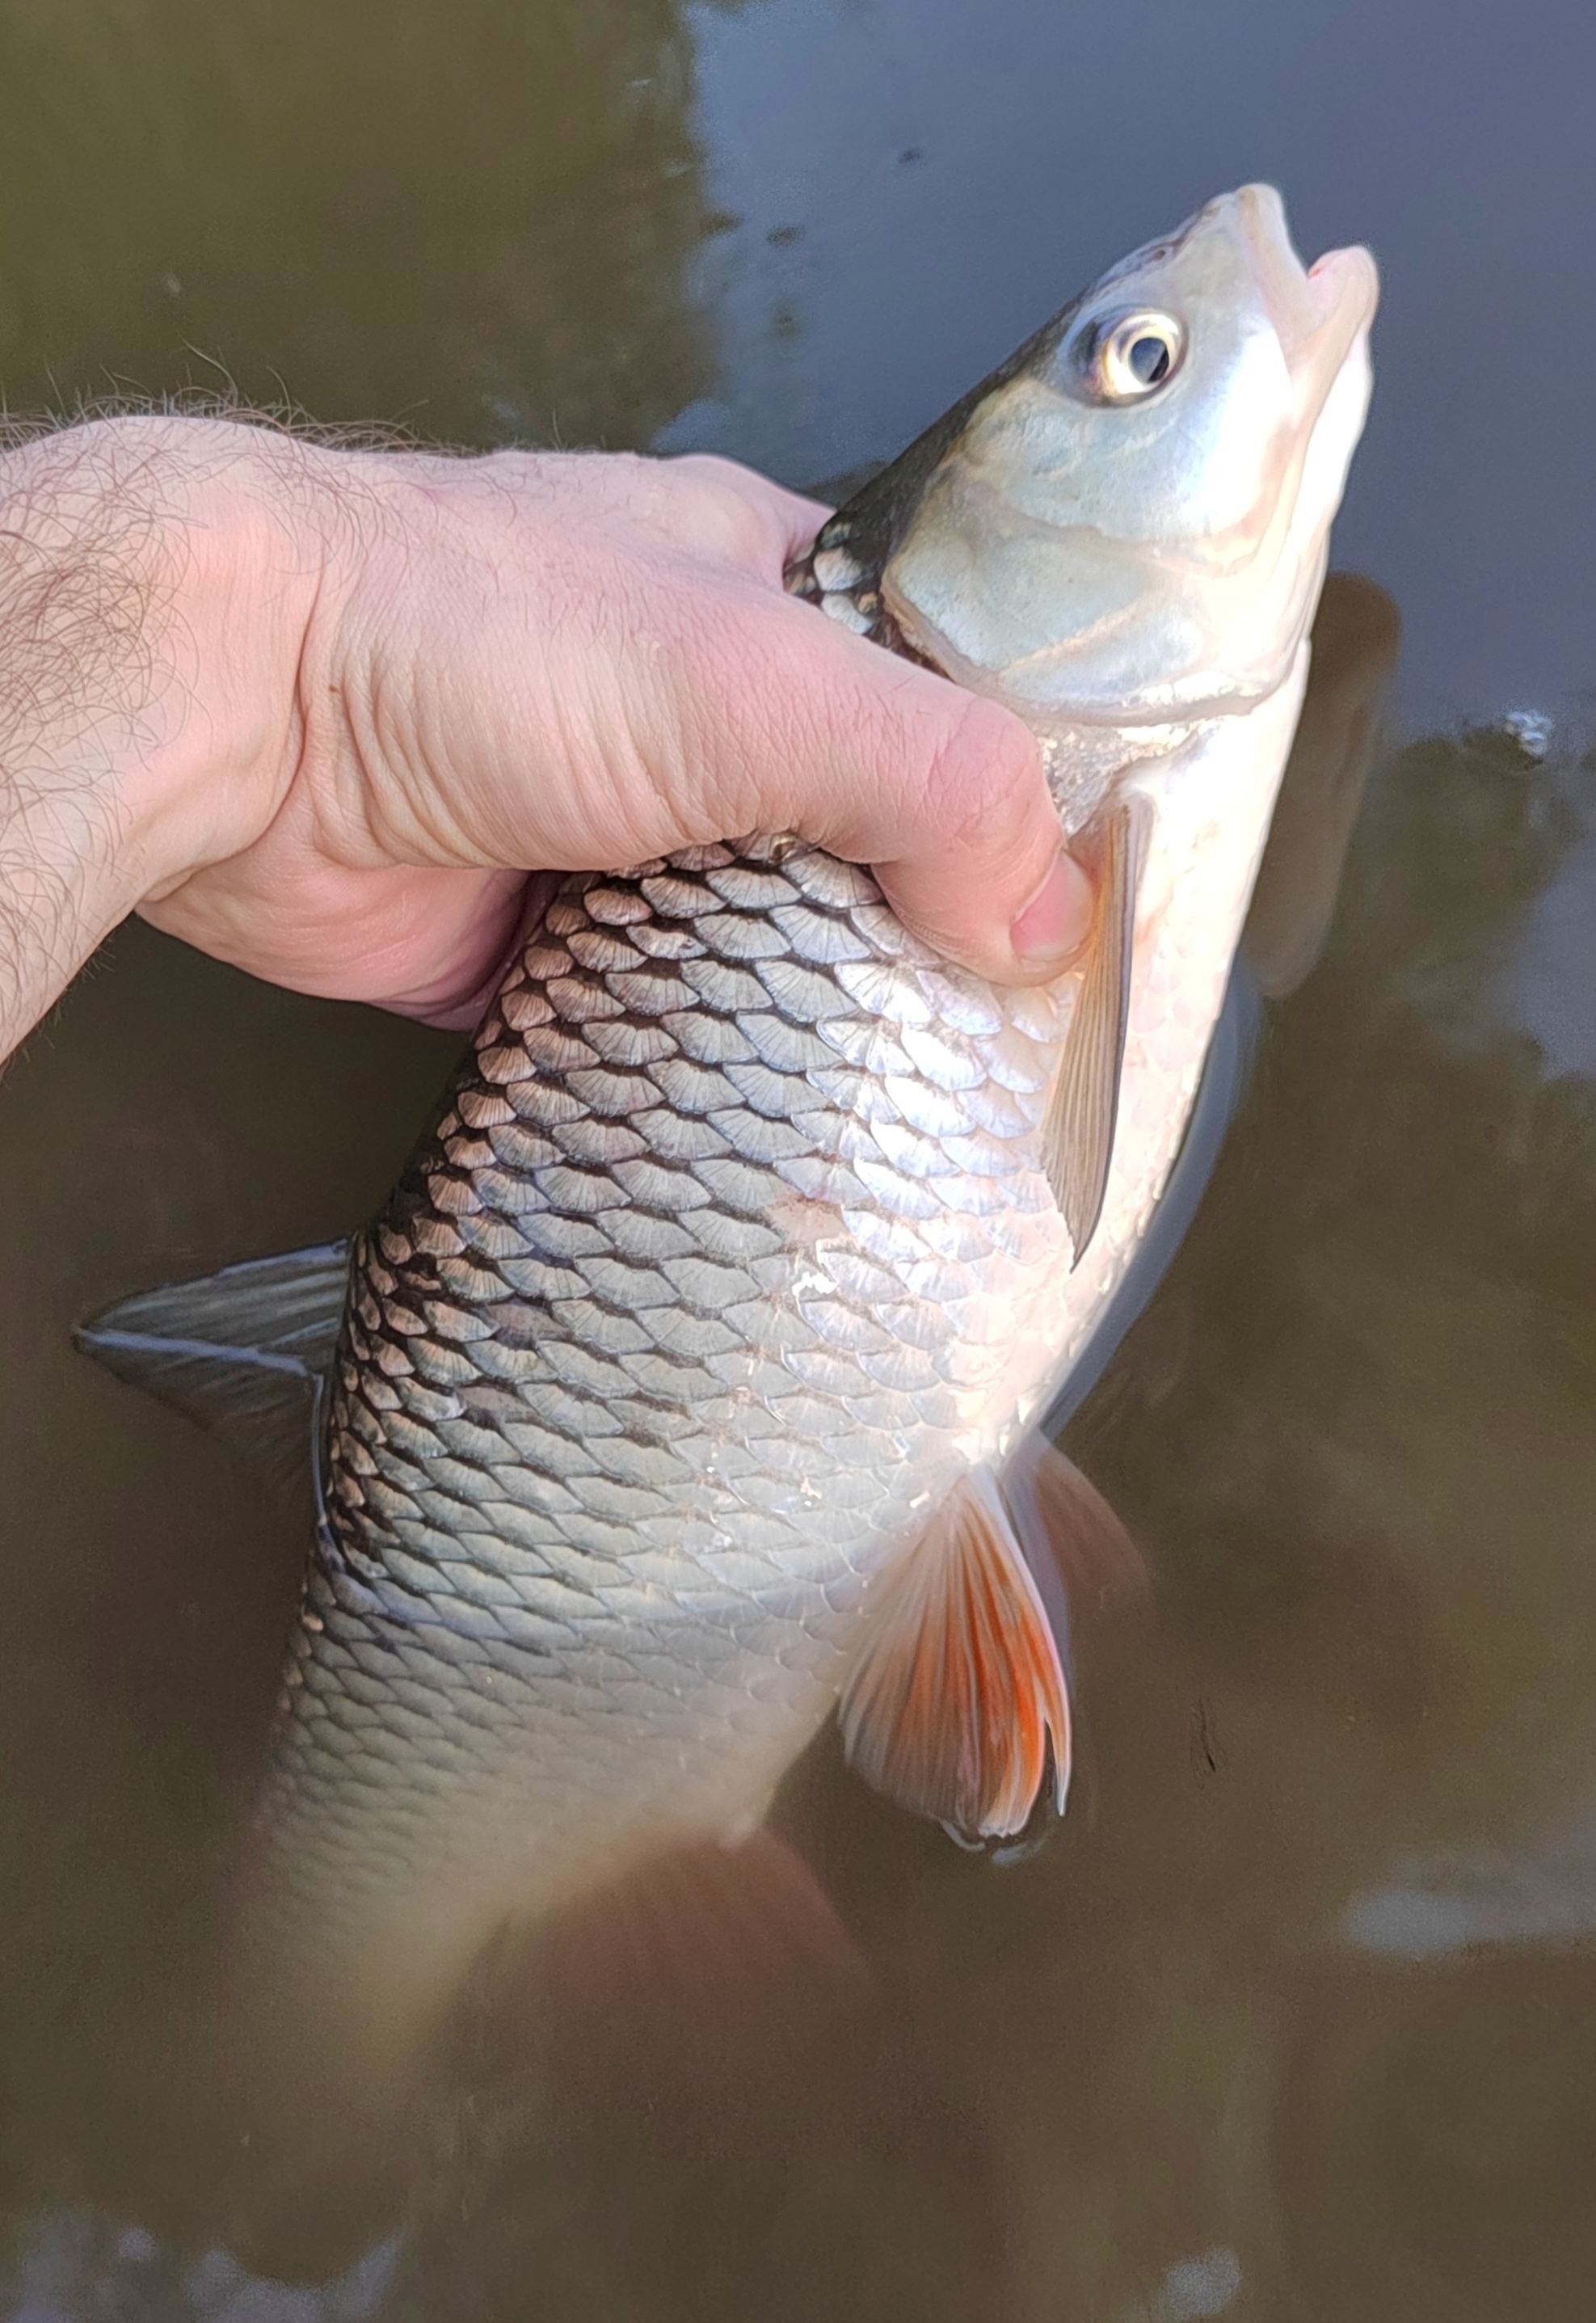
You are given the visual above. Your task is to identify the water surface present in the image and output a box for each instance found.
[3,3,1596,2317]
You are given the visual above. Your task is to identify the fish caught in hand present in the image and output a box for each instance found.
[83,186,1377,2100]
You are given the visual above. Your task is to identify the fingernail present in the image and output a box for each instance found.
[1010,848,1093,971]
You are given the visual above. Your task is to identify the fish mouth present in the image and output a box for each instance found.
[1226,182,1379,377]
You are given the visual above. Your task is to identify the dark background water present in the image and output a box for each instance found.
[3,2,1596,2317]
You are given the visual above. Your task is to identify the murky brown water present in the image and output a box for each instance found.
[4,2,1596,2317]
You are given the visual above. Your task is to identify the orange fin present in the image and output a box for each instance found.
[839,1469,1071,1840]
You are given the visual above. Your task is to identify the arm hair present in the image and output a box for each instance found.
[0,402,394,1063]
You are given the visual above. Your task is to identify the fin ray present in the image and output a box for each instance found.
[76,1241,351,1488]
[1043,796,1150,1267]
[839,1469,1071,1839]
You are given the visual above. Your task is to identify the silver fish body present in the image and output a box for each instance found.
[86,188,1378,2087]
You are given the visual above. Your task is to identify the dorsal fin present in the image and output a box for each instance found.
[75,1242,351,1488]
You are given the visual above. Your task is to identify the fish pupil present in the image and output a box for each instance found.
[1128,334,1171,386]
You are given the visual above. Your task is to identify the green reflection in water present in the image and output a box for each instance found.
[0,0,724,447]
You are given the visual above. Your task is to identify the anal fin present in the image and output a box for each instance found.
[1043,795,1151,1267]
[839,1469,1071,1840]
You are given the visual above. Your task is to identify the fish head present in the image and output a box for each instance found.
[877,185,1378,727]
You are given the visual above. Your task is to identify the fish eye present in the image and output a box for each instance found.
[1082,309,1185,402]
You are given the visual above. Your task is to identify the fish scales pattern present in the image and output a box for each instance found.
[258,836,1087,1915]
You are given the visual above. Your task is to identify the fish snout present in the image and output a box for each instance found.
[1222,183,1379,367]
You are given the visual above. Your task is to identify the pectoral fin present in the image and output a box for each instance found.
[1042,795,1150,1267]
[838,1469,1071,1840]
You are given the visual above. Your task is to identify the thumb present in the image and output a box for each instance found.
[848,684,1093,985]
[682,584,1093,986]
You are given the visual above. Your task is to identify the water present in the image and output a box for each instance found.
[2,2,1596,2315]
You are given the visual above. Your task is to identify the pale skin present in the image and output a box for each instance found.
[0,415,1092,1067]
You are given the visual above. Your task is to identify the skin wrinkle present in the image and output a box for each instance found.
[338,469,550,869]
[274,449,410,870]
[536,521,680,850]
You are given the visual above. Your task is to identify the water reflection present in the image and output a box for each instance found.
[0,0,714,448]
[4,2213,394,2322]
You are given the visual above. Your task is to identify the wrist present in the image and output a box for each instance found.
[73,419,330,892]
[0,416,329,1047]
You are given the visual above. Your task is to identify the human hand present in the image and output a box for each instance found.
[0,418,1090,1056]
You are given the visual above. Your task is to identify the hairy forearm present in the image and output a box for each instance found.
[0,417,319,1062]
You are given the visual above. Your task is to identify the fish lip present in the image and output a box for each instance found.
[1223,182,1379,368]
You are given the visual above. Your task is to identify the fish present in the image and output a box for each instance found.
[82,186,1376,2131]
